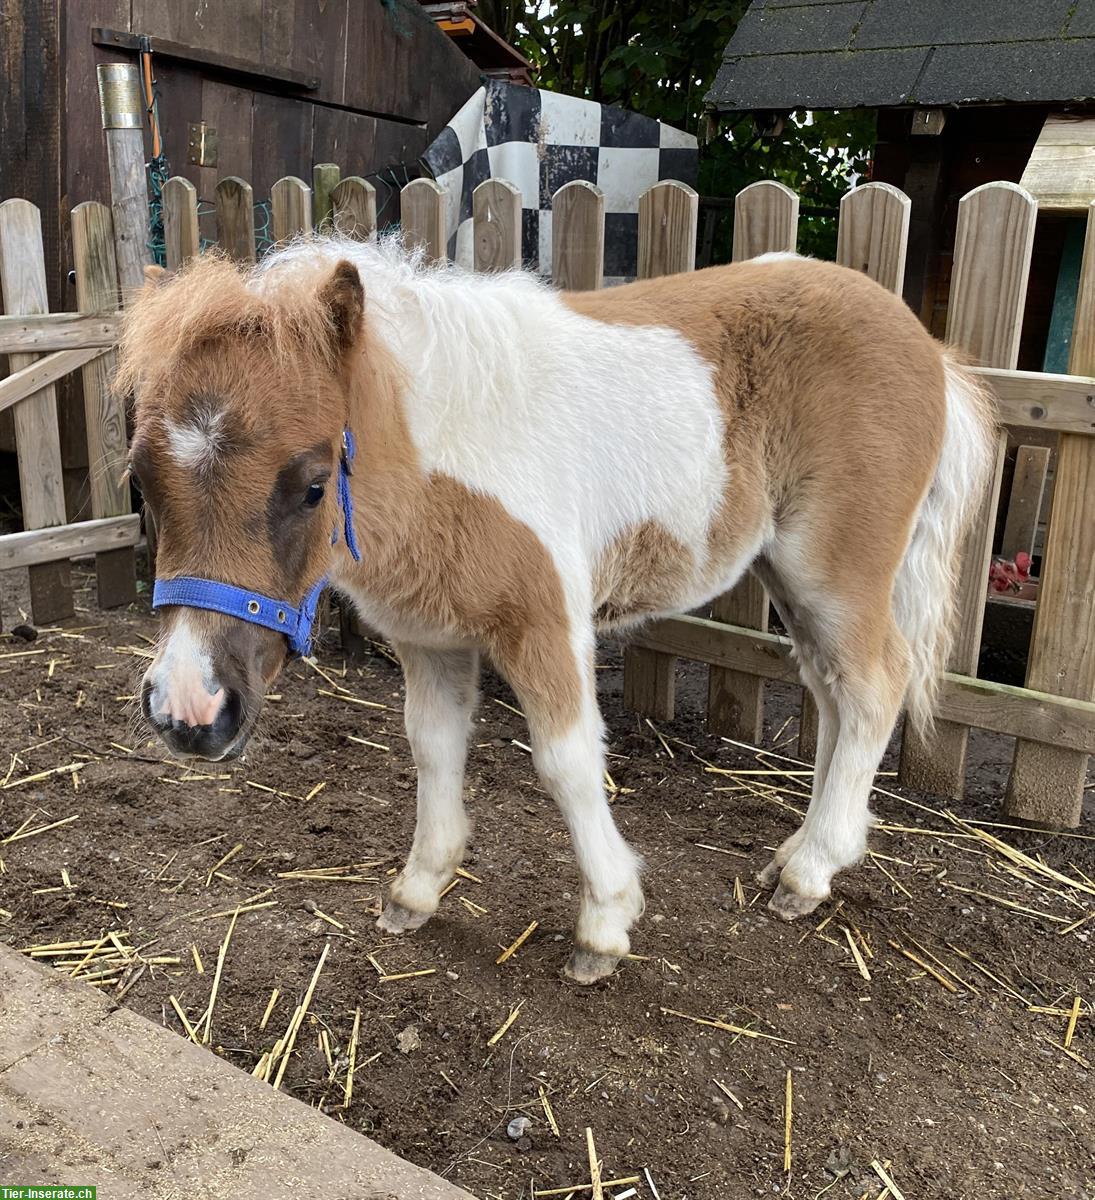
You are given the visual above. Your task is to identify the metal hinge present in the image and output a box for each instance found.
[187,121,218,167]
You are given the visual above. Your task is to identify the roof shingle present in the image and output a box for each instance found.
[707,0,1095,111]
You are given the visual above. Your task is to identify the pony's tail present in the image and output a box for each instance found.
[893,353,997,735]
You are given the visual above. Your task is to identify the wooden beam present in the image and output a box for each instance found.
[910,108,947,136]
[0,312,120,354]
[92,27,320,91]
[1000,445,1050,560]
[0,514,140,571]
[973,365,1095,436]
[0,347,105,415]
[634,615,1095,755]
[1019,113,1095,212]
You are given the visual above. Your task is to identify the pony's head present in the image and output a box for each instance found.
[120,252,365,760]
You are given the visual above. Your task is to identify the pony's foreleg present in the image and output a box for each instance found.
[378,644,479,934]
[499,620,644,984]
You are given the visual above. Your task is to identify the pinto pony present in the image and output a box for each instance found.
[120,240,995,983]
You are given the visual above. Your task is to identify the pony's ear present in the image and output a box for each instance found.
[143,264,169,286]
[318,259,364,355]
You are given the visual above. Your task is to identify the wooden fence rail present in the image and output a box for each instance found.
[2,162,1093,826]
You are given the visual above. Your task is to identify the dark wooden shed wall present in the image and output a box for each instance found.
[3,0,484,310]
[0,0,482,487]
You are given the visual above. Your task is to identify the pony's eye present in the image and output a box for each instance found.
[303,482,326,508]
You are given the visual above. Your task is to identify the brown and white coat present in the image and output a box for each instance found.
[122,240,995,982]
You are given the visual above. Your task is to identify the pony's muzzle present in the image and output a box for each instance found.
[141,676,247,760]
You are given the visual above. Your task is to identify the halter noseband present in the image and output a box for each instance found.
[151,429,361,659]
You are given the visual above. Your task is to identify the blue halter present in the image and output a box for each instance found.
[152,429,361,659]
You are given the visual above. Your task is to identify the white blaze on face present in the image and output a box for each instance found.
[165,406,226,474]
[145,612,225,727]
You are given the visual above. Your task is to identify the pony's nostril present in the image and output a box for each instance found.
[214,688,246,743]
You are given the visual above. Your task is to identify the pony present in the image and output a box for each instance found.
[120,236,995,983]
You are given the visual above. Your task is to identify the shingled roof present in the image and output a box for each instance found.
[707,0,1095,113]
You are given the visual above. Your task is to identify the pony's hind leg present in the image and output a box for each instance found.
[379,644,479,934]
[756,656,840,888]
[754,559,910,919]
[751,560,840,888]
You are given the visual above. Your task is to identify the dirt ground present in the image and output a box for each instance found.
[1,563,1092,1200]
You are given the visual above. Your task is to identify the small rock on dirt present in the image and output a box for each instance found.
[507,1115,532,1141]
[397,1024,421,1054]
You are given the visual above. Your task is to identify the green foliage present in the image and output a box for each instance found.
[474,0,877,259]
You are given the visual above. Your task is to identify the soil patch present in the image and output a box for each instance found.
[1,567,1092,1199]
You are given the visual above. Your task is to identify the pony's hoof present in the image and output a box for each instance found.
[769,882,824,922]
[377,900,431,935]
[756,858,783,889]
[564,947,620,985]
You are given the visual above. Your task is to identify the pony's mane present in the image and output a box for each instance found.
[116,247,360,398]
[118,234,553,411]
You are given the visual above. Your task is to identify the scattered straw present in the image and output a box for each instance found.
[1064,995,1083,1050]
[539,1084,560,1136]
[344,1007,361,1108]
[487,1000,524,1046]
[201,907,240,1044]
[1043,1035,1091,1069]
[271,941,332,1089]
[585,1126,604,1200]
[843,926,872,982]
[661,1007,795,1045]
[534,1178,640,1198]
[870,1159,906,1200]
[169,995,201,1045]
[346,735,390,752]
[783,1070,793,1172]
[890,941,959,994]
[714,1079,744,1110]
[206,842,243,887]
[496,920,538,964]
[317,687,388,709]
[259,988,279,1031]
[1,812,79,840]
[379,968,436,983]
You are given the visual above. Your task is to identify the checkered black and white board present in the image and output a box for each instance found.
[421,81,698,282]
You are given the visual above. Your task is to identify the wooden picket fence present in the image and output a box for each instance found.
[2,161,1093,826]
[0,199,137,625]
[618,178,1095,831]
